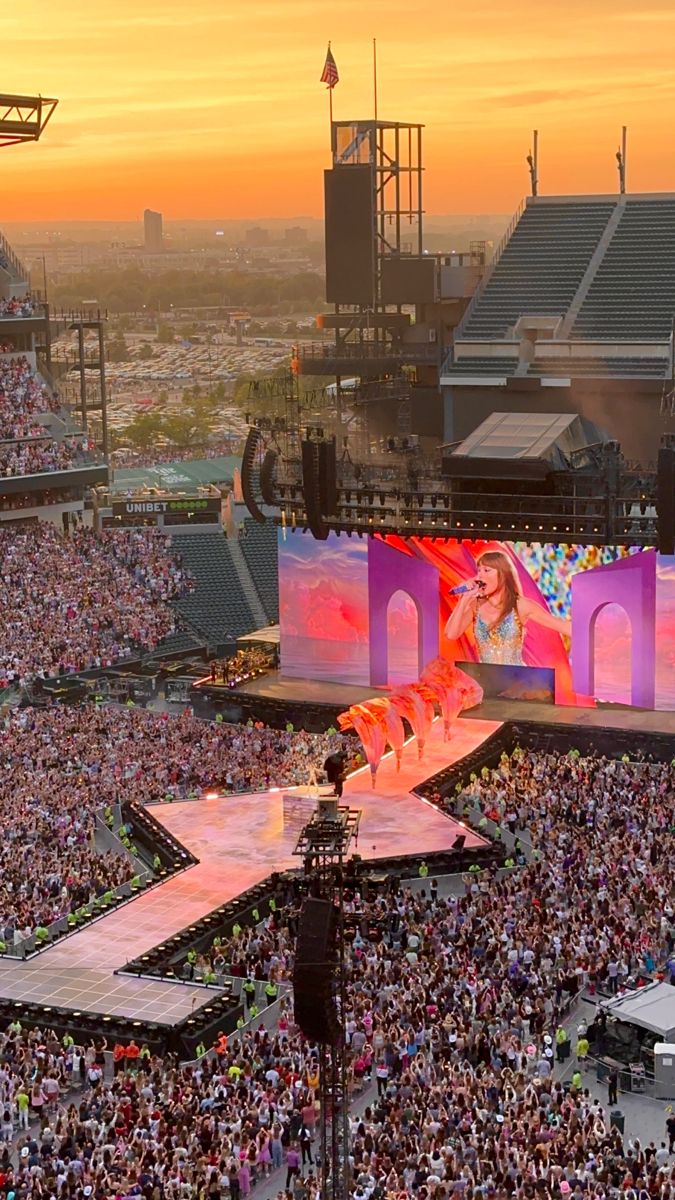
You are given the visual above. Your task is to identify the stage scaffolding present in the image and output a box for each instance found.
[294,803,361,1200]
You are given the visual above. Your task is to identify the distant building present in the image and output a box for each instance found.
[284,226,308,245]
[245,226,269,246]
[144,209,163,253]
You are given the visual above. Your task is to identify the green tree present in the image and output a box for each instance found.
[157,323,174,344]
[107,337,129,363]
[137,343,154,361]
[124,412,166,449]
[161,413,204,446]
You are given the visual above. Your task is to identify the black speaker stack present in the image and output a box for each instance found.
[292,896,340,1045]
[301,440,328,540]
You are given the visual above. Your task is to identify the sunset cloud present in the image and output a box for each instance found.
[2,0,675,219]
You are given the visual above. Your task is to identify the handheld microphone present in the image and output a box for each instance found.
[449,580,485,596]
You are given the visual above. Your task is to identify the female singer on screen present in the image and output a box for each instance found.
[444,549,572,666]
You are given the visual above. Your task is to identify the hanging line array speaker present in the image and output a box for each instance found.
[241,427,266,524]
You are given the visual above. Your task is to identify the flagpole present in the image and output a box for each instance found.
[328,41,334,159]
[373,38,378,122]
[321,42,338,160]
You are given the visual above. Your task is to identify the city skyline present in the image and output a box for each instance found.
[3,0,675,221]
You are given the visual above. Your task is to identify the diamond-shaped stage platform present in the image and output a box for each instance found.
[0,716,498,1024]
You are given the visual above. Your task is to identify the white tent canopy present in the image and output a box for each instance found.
[600,982,675,1040]
[237,624,280,646]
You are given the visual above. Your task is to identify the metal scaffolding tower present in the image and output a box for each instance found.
[294,802,361,1200]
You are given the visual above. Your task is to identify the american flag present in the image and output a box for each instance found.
[320,44,339,89]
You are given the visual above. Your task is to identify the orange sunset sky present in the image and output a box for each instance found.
[3,0,675,222]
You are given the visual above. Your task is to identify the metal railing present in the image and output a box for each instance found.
[298,340,438,364]
[2,875,146,959]
[0,229,28,283]
[451,198,525,349]
[0,300,47,321]
[1,809,152,959]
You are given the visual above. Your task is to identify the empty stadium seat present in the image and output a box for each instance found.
[461,201,617,339]
[442,355,519,378]
[239,519,279,623]
[529,356,669,380]
[170,531,258,646]
[571,199,675,340]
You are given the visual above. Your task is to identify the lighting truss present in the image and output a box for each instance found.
[0,94,58,148]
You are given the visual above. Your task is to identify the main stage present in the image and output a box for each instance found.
[206,668,675,737]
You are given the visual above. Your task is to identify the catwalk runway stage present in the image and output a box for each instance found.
[0,716,497,1021]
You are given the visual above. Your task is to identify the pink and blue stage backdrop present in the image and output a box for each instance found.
[278,530,675,710]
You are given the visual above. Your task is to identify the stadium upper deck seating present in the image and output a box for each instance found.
[529,355,669,379]
[441,355,519,379]
[240,518,279,623]
[571,198,675,340]
[171,530,257,646]
[460,201,616,339]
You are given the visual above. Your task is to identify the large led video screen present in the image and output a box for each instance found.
[278,531,675,710]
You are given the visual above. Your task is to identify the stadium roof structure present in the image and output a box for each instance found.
[444,411,607,479]
[441,192,675,388]
[110,455,240,492]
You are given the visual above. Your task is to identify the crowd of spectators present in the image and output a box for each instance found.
[0,702,343,939]
[0,750,673,1196]
[0,357,60,440]
[0,749,670,1195]
[0,296,35,318]
[0,434,94,478]
[111,440,238,469]
[453,746,674,993]
[0,525,192,685]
